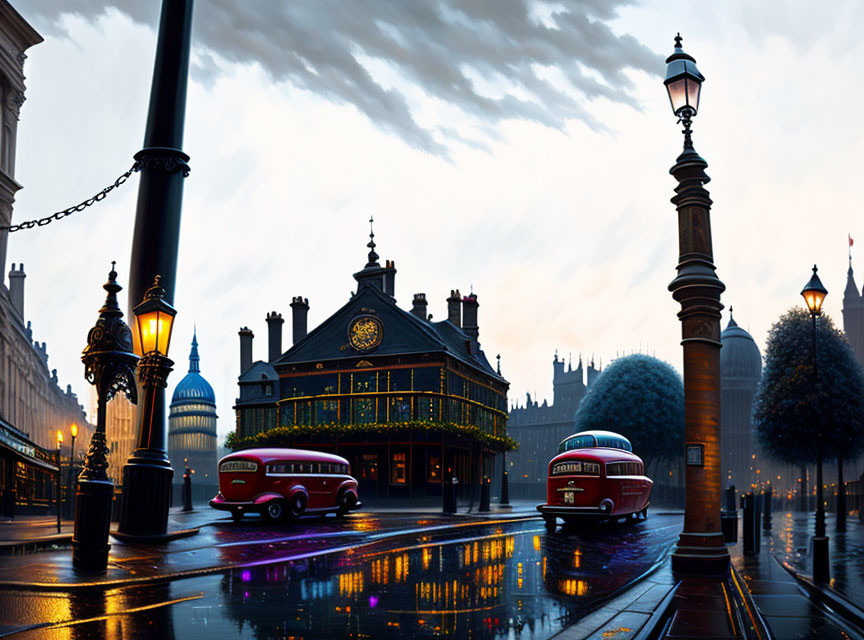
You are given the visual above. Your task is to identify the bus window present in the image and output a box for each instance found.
[558,434,596,453]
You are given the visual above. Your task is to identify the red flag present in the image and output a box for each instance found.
[851,234,855,247]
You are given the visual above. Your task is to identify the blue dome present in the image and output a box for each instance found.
[172,372,216,404]
[171,330,216,405]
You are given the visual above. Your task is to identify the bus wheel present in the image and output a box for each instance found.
[231,510,243,523]
[544,517,557,533]
[288,492,308,520]
[263,500,285,523]
[336,491,357,518]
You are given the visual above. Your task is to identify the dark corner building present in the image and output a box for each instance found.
[168,330,218,488]
[506,354,600,498]
[233,227,510,502]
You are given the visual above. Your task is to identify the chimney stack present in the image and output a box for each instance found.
[411,293,428,320]
[447,289,461,327]
[462,293,478,339]
[266,311,284,362]
[383,260,396,297]
[8,263,24,320]
[290,296,309,344]
[239,327,254,374]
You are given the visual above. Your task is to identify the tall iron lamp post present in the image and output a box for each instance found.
[117,276,177,538]
[801,264,830,582]
[664,35,729,576]
[55,430,63,534]
[75,264,138,572]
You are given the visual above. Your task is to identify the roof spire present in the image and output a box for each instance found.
[366,215,379,267]
[189,328,200,373]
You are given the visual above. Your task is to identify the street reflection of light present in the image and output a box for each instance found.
[338,571,364,597]
[533,536,541,551]
[601,628,631,638]
[543,556,547,579]
[573,550,582,568]
[422,547,432,570]
[241,570,251,582]
[369,595,379,608]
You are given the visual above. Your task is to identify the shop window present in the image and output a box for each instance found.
[427,454,441,483]
[316,400,339,424]
[391,452,407,485]
[389,397,411,422]
[353,398,375,423]
[359,454,378,481]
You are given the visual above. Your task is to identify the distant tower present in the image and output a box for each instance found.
[842,255,864,369]
[168,330,218,484]
[719,310,762,493]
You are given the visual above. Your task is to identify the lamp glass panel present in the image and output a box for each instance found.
[689,77,701,113]
[666,78,688,114]
[156,309,174,356]
[138,309,161,354]
[803,290,826,314]
[70,423,78,438]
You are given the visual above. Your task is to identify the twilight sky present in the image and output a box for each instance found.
[8,1,862,441]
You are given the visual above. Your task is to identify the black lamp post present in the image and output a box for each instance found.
[74,264,139,572]
[118,276,177,538]
[56,430,63,534]
[801,264,830,582]
[664,35,729,576]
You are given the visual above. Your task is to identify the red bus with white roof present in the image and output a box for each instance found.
[210,448,361,522]
[537,430,652,531]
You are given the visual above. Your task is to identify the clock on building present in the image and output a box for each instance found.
[348,315,383,351]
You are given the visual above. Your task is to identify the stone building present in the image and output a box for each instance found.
[506,354,600,497]
[0,4,95,516]
[233,227,510,502]
[719,310,763,495]
[104,393,136,486]
[168,330,218,483]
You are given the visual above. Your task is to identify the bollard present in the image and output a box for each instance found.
[813,536,830,582]
[762,487,772,532]
[182,465,193,512]
[725,485,737,513]
[443,476,458,514]
[743,493,760,556]
[479,477,491,512]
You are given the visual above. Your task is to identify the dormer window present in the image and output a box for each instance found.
[264,384,273,396]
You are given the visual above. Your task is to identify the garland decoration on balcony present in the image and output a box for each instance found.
[226,420,518,452]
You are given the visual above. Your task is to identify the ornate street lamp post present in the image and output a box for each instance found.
[55,430,63,534]
[117,276,177,537]
[801,264,830,582]
[75,264,138,572]
[664,35,729,576]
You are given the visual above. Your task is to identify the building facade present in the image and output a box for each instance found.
[506,355,600,497]
[233,230,510,502]
[719,311,763,495]
[104,392,136,486]
[168,331,218,483]
[0,5,95,516]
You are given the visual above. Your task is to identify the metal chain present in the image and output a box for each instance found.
[1,163,141,232]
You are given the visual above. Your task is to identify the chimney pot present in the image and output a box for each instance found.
[290,296,310,344]
[239,326,254,374]
[265,312,284,362]
[446,289,461,327]
[462,293,479,340]
[8,262,25,320]
[411,293,428,320]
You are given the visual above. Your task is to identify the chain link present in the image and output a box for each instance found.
[1,163,141,233]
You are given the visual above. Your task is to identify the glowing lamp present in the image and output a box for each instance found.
[70,423,78,438]
[664,33,704,117]
[133,275,176,357]
[56,430,64,446]
[801,265,828,316]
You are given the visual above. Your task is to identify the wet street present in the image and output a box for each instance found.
[0,512,682,639]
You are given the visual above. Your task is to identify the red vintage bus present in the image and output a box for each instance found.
[537,430,652,531]
[210,448,361,522]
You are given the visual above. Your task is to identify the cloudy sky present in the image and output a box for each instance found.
[8,1,862,441]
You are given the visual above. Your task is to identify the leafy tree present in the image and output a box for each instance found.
[573,354,684,470]
[753,308,864,467]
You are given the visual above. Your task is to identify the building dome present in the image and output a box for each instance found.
[720,311,762,381]
[171,332,216,405]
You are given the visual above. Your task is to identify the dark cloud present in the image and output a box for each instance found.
[21,0,661,155]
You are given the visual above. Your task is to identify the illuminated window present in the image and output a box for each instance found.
[391,452,407,485]
[359,454,378,481]
[427,454,441,483]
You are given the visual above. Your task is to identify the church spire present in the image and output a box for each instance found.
[189,327,200,373]
[366,215,379,267]
[727,305,738,329]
